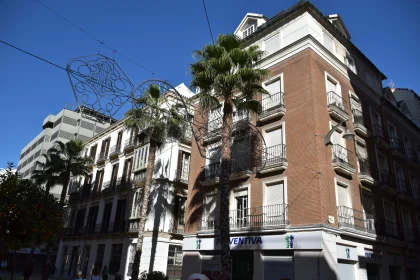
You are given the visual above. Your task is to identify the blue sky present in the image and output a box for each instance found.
[0,0,419,168]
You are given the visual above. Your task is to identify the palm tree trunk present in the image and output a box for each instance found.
[131,137,157,280]
[60,171,71,204]
[219,97,233,280]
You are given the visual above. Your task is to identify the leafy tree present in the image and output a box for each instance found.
[0,163,64,280]
[190,34,268,279]
[140,271,168,280]
[31,153,62,194]
[125,84,186,280]
[47,140,92,203]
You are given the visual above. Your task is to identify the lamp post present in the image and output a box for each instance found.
[324,118,355,146]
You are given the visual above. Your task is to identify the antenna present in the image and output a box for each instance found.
[389,80,395,91]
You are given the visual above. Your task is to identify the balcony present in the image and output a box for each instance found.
[390,138,405,158]
[378,170,397,194]
[406,148,419,165]
[337,206,376,234]
[175,167,189,185]
[352,109,368,138]
[203,119,222,143]
[169,222,185,235]
[358,159,376,186]
[396,180,412,201]
[326,91,349,122]
[332,144,355,176]
[116,176,132,191]
[404,228,415,243]
[257,92,286,122]
[198,204,289,231]
[126,220,140,232]
[124,138,136,152]
[133,174,146,187]
[372,124,389,148]
[96,152,107,165]
[132,161,147,173]
[101,181,112,194]
[258,144,287,174]
[200,155,252,186]
[109,145,121,159]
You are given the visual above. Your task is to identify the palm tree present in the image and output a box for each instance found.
[31,153,61,195]
[190,34,268,279]
[125,84,186,280]
[48,139,92,204]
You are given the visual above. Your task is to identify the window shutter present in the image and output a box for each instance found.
[266,79,281,95]
[356,143,367,159]
[337,184,349,207]
[265,34,280,55]
[265,182,284,206]
[327,78,337,93]
[265,127,282,148]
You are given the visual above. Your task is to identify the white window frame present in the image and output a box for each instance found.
[262,121,286,146]
[262,73,284,94]
[324,72,341,96]
[230,184,250,212]
[262,177,288,206]
[334,179,352,208]
[345,54,357,74]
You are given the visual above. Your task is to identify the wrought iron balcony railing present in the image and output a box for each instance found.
[124,138,136,150]
[396,180,411,197]
[359,159,373,177]
[259,144,287,171]
[109,145,121,157]
[390,138,404,154]
[326,91,348,115]
[126,220,140,232]
[372,124,388,141]
[259,92,285,117]
[332,144,355,175]
[352,109,365,126]
[337,205,376,234]
[201,154,252,181]
[96,152,107,163]
[175,166,189,184]
[198,203,289,231]
[406,148,419,164]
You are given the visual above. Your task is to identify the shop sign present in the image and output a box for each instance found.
[336,245,358,261]
[183,231,322,251]
[364,249,382,263]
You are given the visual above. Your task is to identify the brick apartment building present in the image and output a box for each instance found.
[54,84,194,280]
[181,2,420,280]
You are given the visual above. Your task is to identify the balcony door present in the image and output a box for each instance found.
[203,192,219,230]
[264,126,283,166]
[263,78,282,111]
[205,145,221,178]
[383,200,397,237]
[362,191,375,232]
[331,125,347,162]
[233,189,248,228]
[394,163,405,192]
[231,138,251,172]
[264,181,285,225]
[403,136,411,157]
[336,182,352,226]
[410,173,419,200]
[327,77,338,96]
[401,208,413,242]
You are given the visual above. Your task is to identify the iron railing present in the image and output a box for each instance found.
[378,170,393,186]
[406,148,419,164]
[124,138,136,150]
[259,144,286,170]
[232,110,250,124]
[372,124,387,141]
[332,144,353,166]
[109,145,121,157]
[259,92,285,116]
[358,159,374,178]
[327,91,348,115]
[201,155,251,181]
[198,204,289,231]
[390,138,404,154]
[352,109,365,126]
[175,166,189,184]
[96,152,107,163]
[126,220,139,232]
[396,180,411,197]
[101,181,111,192]
[337,205,376,234]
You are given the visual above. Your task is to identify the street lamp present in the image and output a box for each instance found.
[324,118,355,146]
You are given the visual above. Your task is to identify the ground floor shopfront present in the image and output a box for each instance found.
[55,235,183,280]
[181,229,420,280]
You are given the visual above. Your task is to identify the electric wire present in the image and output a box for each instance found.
[200,0,215,44]
[34,0,167,81]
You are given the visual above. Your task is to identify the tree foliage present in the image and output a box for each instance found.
[0,163,64,253]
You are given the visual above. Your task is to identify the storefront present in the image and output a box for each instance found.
[336,245,358,280]
[363,249,382,280]
[182,231,323,280]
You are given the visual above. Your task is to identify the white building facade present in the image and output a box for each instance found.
[55,84,194,280]
[16,105,115,198]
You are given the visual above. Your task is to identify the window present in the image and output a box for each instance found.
[402,208,413,241]
[203,192,219,229]
[265,181,284,206]
[326,77,337,94]
[178,152,190,182]
[242,24,256,38]
[109,244,123,274]
[127,244,136,276]
[388,123,397,139]
[365,72,375,90]
[383,200,397,236]
[134,144,149,170]
[131,190,142,218]
[323,32,333,53]
[174,196,186,226]
[264,34,280,56]
[167,245,183,279]
[95,244,105,270]
[234,189,248,227]
[377,152,387,171]
[345,55,356,73]
[410,173,419,200]
[336,182,350,207]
